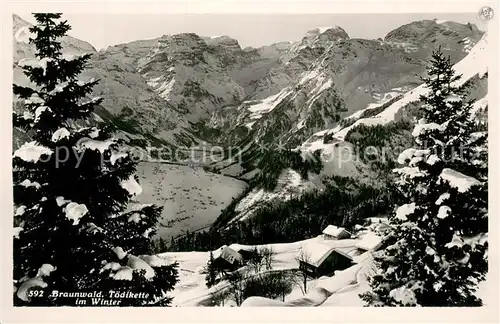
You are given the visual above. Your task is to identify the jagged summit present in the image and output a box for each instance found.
[12,14,28,30]
[305,26,350,39]
[204,35,246,56]
[294,25,349,52]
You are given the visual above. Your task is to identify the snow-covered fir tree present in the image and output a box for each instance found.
[361,48,488,306]
[13,13,178,306]
[205,251,218,288]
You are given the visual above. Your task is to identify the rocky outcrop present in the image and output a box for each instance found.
[137,34,246,124]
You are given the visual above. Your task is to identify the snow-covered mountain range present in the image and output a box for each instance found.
[13,15,485,148]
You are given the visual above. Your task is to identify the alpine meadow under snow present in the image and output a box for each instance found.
[11,13,490,308]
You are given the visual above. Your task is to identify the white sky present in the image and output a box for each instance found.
[18,13,485,50]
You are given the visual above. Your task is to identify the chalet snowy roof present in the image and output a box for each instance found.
[300,239,359,267]
[355,232,383,251]
[322,225,350,238]
[213,245,243,264]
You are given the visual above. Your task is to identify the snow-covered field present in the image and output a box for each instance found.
[135,162,247,239]
[160,228,488,307]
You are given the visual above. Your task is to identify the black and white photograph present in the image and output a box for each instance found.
[3,0,498,318]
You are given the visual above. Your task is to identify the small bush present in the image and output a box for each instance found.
[241,271,293,302]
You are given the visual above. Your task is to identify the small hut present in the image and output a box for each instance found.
[322,225,351,240]
[356,232,383,253]
[298,242,357,278]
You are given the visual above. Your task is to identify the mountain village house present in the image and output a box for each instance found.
[355,232,383,253]
[322,225,352,240]
[213,245,244,271]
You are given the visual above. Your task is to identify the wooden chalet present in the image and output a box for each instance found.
[298,230,385,279]
[213,245,243,271]
[298,241,359,278]
[322,225,352,240]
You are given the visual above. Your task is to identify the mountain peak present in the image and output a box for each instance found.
[209,35,236,42]
[280,25,349,64]
[204,35,241,49]
[384,19,484,44]
[12,14,29,25]
[304,25,350,41]
[307,26,348,36]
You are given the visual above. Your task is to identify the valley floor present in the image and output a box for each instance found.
[134,162,247,239]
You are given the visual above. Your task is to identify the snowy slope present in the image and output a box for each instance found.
[470,96,488,118]
[245,88,291,122]
[297,140,376,183]
[229,169,322,224]
[12,14,96,63]
[219,149,376,227]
